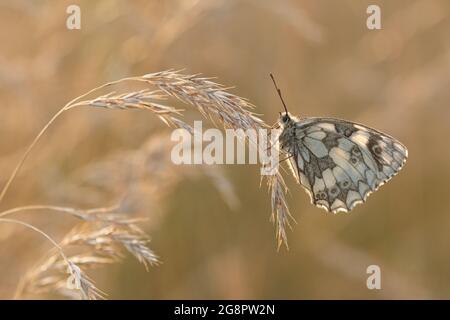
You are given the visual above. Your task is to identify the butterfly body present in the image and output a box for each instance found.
[278,112,408,213]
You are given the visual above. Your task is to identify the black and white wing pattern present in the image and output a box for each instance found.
[280,117,408,213]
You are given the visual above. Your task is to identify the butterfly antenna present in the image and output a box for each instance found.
[270,73,289,114]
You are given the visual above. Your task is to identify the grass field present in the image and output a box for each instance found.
[0,0,449,299]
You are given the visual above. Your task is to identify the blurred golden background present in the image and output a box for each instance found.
[1,0,450,299]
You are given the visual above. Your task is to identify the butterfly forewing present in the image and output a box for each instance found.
[281,117,408,213]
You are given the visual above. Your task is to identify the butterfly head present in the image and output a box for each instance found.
[279,112,292,125]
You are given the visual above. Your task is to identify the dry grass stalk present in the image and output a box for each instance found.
[15,212,158,299]
[0,78,188,205]
[267,172,293,248]
[1,70,292,299]
[67,262,105,300]
[0,204,138,224]
[79,89,185,127]
[141,70,266,131]
[136,70,291,247]
[0,217,104,300]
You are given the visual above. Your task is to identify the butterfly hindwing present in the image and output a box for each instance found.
[282,117,408,213]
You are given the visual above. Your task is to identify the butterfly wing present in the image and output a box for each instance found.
[284,117,408,213]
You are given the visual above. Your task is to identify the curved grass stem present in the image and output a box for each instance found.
[0,218,69,299]
[0,78,137,205]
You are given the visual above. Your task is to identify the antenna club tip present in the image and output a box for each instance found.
[269,73,289,114]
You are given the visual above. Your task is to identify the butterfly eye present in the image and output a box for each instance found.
[281,113,290,123]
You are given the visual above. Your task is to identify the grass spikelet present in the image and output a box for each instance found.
[141,70,266,131]
[17,219,158,299]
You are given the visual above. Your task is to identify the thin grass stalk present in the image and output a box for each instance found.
[0,218,101,299]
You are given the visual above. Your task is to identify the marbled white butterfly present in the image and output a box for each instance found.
[270,74,408,213]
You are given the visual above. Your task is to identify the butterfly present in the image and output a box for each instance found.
[270,74,408,213]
